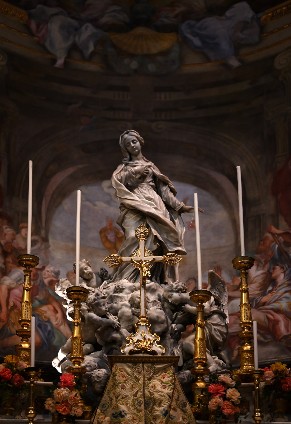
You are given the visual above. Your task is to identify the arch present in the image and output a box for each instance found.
[10,123,266,252]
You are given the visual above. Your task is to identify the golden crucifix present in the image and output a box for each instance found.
[104,223,182,355]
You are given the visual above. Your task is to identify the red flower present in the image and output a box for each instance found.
[55,402,71,415]
[0,367,13,381]
[59,373,76,389]
[281,377,291,392]
[11,373,25,387]
[263,367,271,372]
[208,383,226,396]
[221,400,240,416]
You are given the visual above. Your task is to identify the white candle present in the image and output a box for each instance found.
[194,193,202,290]
[27,160,33,254]
[30,316,35,367]
[75,190,81,286]
[236,166,245,256]
[253,320,259,369]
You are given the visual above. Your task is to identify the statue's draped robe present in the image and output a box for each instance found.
[111,158,185,282]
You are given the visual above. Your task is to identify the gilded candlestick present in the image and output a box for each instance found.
[189,289,211,415]
[16,254,39,363]
[66,285,88,377]
[232,256,255,378]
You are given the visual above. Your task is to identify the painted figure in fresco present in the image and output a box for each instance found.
[111,129,193,283]
[0,226,18,273]
[0,264,41,354]
[227,231,274,315]
[180,1,260,68]
[99,218,124,254]
[0,255,24,331]
[33,265,72,345]
[227,225,291,362]
[27,4,109,68]
[251,263,291,344]
[14,222,28,252]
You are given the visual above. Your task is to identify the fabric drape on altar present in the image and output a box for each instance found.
[91,362,195,423]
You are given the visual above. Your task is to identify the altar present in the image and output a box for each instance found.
[1,128,290,424]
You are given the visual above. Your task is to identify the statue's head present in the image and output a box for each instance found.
[119,130,144,161]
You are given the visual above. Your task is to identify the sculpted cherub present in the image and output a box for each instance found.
[84,293,124,354]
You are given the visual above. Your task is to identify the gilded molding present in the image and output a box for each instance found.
[262,22,291,37]
[261,0,291,25]
[0,22,34,39]
[0,0,28,22]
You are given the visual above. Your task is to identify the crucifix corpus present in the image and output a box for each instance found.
[104,223,182,355]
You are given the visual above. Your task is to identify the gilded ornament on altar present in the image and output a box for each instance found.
[109,27,177,55]
[163,252,182,266]
[0,0,27,21]
[122,316,165,355]
[131,257,155,277]
[132,247,153,258]
[104,253,123,268]
[135,223,149,240]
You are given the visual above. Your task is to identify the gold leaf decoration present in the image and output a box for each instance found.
[109,27,177,55]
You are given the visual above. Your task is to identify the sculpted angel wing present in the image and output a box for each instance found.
[207,269,229,322]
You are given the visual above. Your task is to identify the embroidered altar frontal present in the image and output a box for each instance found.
[91,357,196,424]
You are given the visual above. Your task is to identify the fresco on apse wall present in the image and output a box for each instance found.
[3,0,267,73]
[0,156,291,365]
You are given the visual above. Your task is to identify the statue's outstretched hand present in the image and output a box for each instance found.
[179,205,193,214]
[179,205,205,214]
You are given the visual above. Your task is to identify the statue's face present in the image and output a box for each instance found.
[81,262,93,280]
[124,134,141,157]
[94,300,107,315]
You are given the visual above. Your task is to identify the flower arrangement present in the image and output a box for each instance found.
[207,372,241,423]
[45,372,84,419]
[262,361,291,400]
[0,355,28,416]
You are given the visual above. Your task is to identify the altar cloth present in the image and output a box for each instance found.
[91,358,196,424]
